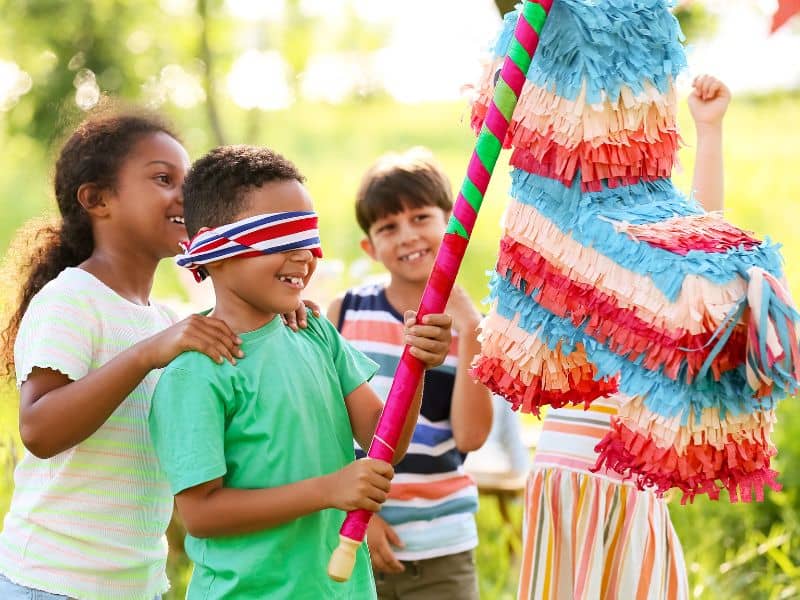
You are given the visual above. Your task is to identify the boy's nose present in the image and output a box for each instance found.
[398,222,420,243]
[287,248,314,262]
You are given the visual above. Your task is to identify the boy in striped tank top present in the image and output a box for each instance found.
[329,147,494,600]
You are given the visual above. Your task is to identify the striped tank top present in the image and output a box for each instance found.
[338,283,479,561]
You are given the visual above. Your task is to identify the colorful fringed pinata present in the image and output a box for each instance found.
[471,0,800,503]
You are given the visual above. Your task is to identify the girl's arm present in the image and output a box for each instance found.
[446,286,493,452]
[689,75,731,213]
[174,459,394,538]
[20,315,241,458]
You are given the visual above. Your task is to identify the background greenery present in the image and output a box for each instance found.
[1,1,799,598]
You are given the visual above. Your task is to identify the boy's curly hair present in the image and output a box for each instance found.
[355,146,453,236]
[183,145,305,238]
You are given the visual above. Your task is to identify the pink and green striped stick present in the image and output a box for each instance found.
[328,0,552,581]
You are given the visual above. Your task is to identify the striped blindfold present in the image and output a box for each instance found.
[176,211,322,282]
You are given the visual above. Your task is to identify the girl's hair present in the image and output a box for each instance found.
[0,104,179,377]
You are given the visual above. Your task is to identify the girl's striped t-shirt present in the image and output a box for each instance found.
[338,283,479,561]
[0,267,177,600]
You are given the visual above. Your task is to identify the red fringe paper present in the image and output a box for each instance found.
[617,215,762,255]
[471,353,618,416]
[593,419,781,503]
[499,237,747,381]
[509,129,678,191]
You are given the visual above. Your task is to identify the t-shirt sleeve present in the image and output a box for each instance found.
[314,314,378,397]
[148,364,228,495]
[14,286,98,387]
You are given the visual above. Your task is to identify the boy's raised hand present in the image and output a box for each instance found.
[688,74,731,127]
[403,310,453,369]
[445,284,482,334]
[323,458,394,513]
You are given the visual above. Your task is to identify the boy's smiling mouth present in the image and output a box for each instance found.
[277,274,305,289]
[399,249,430,262]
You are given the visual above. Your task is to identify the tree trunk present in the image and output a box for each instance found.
[493,0,517,16]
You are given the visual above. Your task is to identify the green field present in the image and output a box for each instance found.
[1,93,799,598]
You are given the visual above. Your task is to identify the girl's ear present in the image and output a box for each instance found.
[76,183,110,217]
[360,236,377,260]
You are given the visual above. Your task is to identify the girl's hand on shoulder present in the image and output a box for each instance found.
[281,298,322,332]
[323,458,394,513]
[688,74,731,128]
[403,310,453,369]
[139,314,243,368]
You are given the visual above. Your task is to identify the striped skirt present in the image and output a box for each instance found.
[517,401,688,600]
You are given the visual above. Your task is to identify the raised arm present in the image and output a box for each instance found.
[688,75,731,213]
[446,285,493,452]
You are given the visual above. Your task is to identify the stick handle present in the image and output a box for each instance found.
[327,0,552,582]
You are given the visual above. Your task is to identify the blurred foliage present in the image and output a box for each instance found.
[673,0,718,43]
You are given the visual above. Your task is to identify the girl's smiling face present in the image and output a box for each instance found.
[105,131,190,260]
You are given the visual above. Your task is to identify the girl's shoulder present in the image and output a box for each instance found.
[27,268,96,311]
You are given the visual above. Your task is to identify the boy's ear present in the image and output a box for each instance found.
[359,236,377,259]
[76,183,111,218]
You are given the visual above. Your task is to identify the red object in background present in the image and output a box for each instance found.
[771,0,800,32]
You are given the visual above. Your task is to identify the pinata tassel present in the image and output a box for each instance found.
[744,267,800,397]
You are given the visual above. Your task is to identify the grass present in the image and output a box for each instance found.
[0,93,798,598]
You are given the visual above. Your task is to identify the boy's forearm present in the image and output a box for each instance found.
[692,123,724,213]
[451,332,493,452]
[390,380,424,464]
[177,475,334,538]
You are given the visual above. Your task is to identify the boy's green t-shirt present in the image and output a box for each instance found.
[148,314,379,600]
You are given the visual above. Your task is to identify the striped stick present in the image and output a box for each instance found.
[327,0,553,582]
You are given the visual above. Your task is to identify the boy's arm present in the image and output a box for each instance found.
[447,286,493,452]
[344,381,423,464]
[174,460,393,538]
[688,75,731,213]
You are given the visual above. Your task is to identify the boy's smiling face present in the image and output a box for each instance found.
[361,204,448,285]
[207,180,318,328]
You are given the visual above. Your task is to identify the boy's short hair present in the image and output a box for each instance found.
[183,145,305,237]
[355,147,453,235]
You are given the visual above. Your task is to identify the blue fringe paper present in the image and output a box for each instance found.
[509,169,786,301]
[490,275,781,424]
[492,0,687,103]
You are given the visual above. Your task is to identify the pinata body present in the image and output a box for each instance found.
[472,0,800,502]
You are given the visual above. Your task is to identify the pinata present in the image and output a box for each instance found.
[469,0,800,504]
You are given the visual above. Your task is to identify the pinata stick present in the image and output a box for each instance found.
[327,0,553,582]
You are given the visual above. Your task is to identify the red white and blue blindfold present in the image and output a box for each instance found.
[177,211,322,282]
